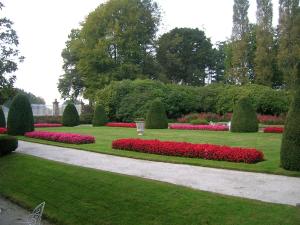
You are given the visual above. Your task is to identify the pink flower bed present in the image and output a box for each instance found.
[0,127,7,134]
[106,122,136,128]
[25,131,95,144]
[169,124,229,131]
[112,139,264,163]
[34,123,63,128]
[263,127,284,133]
[257,114,285,125]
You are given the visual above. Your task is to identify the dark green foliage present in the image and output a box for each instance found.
[231,96,258,132]
[80,104,94,124]
[7,94,34,135]
[190,119,209,125]
[96,79,291,122]
[0,136,18,156]
[62,104,80,127]
[92,105,108,126]
[145,99,168,129]
[0,106,5,127]
[34,116,62,124]
[280,63,300,171]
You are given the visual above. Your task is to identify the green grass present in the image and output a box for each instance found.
[17,126,300,177]
[0,154,299,225]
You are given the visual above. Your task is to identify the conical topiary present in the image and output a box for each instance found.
[145,99,168,129]
[92,104,108,126]
[7,94,34,135]
[230,96,258,132]
[0,106,6,128]
[62,103,80,127]
[280,63,300,171]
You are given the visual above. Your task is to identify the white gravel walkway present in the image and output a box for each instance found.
[17,141,300,206]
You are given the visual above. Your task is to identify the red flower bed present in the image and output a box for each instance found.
[112,139,264,163]
[106,122,136,128]
[257,114,285,125]
[169,124,229,131]
[34,123,63,128]
[25,131,95,144]
[0,127,7,134]
[263,127,284,133]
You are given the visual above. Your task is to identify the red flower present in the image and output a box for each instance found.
[106,122,136,128]
[0,127,7,134]
[263,127,284,133]
[34,123,63,128]
[25,131,95,144]
[112,139,264,164]
[169,124,229,131]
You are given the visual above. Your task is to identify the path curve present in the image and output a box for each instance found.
[17,141,300,206]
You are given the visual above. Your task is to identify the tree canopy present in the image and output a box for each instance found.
[157,27,213,86]
[0,2,23,104]
[58,0,161,101]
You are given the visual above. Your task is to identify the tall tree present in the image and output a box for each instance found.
[156,28,213,86]
[254,0,274,86]
[0,2,23,104]
[76,0,161,100]
[58,29,84,101]
[277,0,300,88]
[228,0,250,84]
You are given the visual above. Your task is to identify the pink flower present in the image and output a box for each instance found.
[112,139,264,164]
[106,122,136,128]
[34,123,63,128]
[263,127,284,133]
[169,124,229,131]
[0,127,7,134]
[25,131,95,144]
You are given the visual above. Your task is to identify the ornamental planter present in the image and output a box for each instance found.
[135,121,145,136]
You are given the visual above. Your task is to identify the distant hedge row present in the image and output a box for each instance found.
[95,79,291,122]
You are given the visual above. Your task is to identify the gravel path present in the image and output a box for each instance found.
[17,141,300,206]
[0,197,51,225]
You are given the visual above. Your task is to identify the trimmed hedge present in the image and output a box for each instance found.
[7,94,34,135]
[62,104,80,127]
[0,106,6,127]
[145,99,168,129]
[95,80,290,122]
[280,63,300,171]
[0,136,18,156]
[231,97,258,133]
[92,105,108,126]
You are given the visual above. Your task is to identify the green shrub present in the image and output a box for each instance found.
[145,99,168,129]
[190,119,209,125]
[92,105,108,126]
[231,96,258,132]
[62,104,80,127]
[34,116,62,124]
[280,63,300,171]
[7,94,34,135]
[0,136,18,156]
[80,104,94,124]
[0,106,6,127]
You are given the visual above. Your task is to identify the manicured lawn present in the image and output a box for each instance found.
[17,126,300,177]
[0,154,299,225]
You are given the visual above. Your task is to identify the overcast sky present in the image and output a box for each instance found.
[2,0,279,105]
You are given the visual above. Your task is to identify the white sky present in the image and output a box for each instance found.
[1,0,279,105]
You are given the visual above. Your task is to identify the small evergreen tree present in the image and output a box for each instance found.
[280,63,300,171]
[92,104,108,126]
[7,94,34,135]
[145,99,168,129]
[231,96,258,132]
[0,106,6,127]
[62,103,80,127]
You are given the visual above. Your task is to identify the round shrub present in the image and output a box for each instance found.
[280,63,300,171]
[0,106,6,127]
[231,96,258,132]
[92,104,108,126]
[7,94,34,135]
[62,104,80,127]
[0,136,18,156]
[145,99,168,129]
